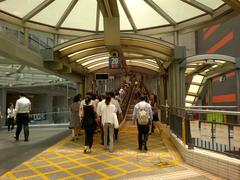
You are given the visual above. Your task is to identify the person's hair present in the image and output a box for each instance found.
[91,93,96,100]
[8,103,13,108]
[20,93,25,97]
[75,94,81,100]
[105,95,111,105]
[139,94,146,101]
[73,95,79,102]
[109,91,115,98]
[85,96,91,105]
[86,92,92,98]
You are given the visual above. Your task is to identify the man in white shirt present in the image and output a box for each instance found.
[133,95,153,151]
[15,93,31,141]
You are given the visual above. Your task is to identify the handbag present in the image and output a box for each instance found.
[113,113,119,129]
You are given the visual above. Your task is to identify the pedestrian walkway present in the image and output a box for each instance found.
[1,123,224,180]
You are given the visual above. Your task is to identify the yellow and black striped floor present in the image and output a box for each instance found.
[1,124,224,180]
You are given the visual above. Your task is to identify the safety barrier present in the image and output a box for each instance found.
[168,106,240,159]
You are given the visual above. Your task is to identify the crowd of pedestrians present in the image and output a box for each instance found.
[69,82,162,153]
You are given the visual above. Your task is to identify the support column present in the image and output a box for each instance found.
[159,75,166,123]
[24,28,29,47]
[0,88,7,128]
[174,31,179,46]
[54,34,59,46]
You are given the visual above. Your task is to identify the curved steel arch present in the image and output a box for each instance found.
[55,33,174,73]
[88,62,160,73]
[182,54,236,67]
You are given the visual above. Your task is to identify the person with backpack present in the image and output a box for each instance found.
[80,96,98,153]
[133,94,153,151]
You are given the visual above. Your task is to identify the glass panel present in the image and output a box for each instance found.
[185,103,192,107]
[99,12,104,31]
[186,95,195,102]
[31,0,72,26]
[152,0,203,22]
[124,0,169,29]
[62,0,97,30]
[185,68,195,74]
[189,85,200,94]
[192,75,204,84]
[196,0,224,9]
[117,0,133,30]
[88,62,108,69]
[126,60,159,69]
[0,0,44,18]
[81,57,108,66]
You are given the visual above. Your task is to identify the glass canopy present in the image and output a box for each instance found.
[0,63,70,87]
[0,0,225,32]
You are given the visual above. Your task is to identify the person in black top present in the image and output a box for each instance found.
[80,96,97,153]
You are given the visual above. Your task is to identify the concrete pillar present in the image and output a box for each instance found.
[0,88,7,128]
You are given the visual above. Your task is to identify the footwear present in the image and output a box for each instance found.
[24,139,29,142]
[144,145,148,151]
[138,146,142,150]
[14,135,19,141]
[84,149,87,153]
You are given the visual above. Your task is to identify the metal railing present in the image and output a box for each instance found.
[120,85,134,124]
[168,106,240,159]
[29,111,70,125]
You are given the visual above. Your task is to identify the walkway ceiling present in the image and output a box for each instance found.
[0,61,71,88]
[0,0,236,35]
[54,34,174,73]
[183,54,236,106]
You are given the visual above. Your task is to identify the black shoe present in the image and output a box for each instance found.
[100,142,104,145]
[138,146,142,150]
[24,139,29,142]
[144,145,148,151]
[14,135,19,141]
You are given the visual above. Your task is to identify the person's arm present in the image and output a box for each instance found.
[148,104,153,121]
[15,101,19,114]
[132,105,137,125]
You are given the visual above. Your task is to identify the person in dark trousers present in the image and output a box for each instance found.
[109,91,123,141]
[81,96,97,153]
[133,95,153,151]
[15,93,31,141]
[7,103,16,132]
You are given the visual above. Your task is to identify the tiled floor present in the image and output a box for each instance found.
[1,123,224,180]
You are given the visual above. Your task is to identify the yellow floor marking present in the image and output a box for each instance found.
[1,125,183,180]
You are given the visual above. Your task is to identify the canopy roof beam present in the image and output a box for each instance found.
[22,0,55,22]
[222,0,240,13]
[181,0,213,15]
[96,4,100,32]
[144,0,176,25]
[56,0,78,29]
[119,0,137,32]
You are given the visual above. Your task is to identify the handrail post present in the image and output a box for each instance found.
[186,113,194,149]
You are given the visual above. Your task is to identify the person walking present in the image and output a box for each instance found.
[7,103,16,132]
[133,95,153,151]
[101,95,116,152]
[70,95,81,141]
[81,96,97,153]
[150,94,162,135]
[15,93,31,141]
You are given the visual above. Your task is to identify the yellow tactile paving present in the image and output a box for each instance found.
[1,124,223,180]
